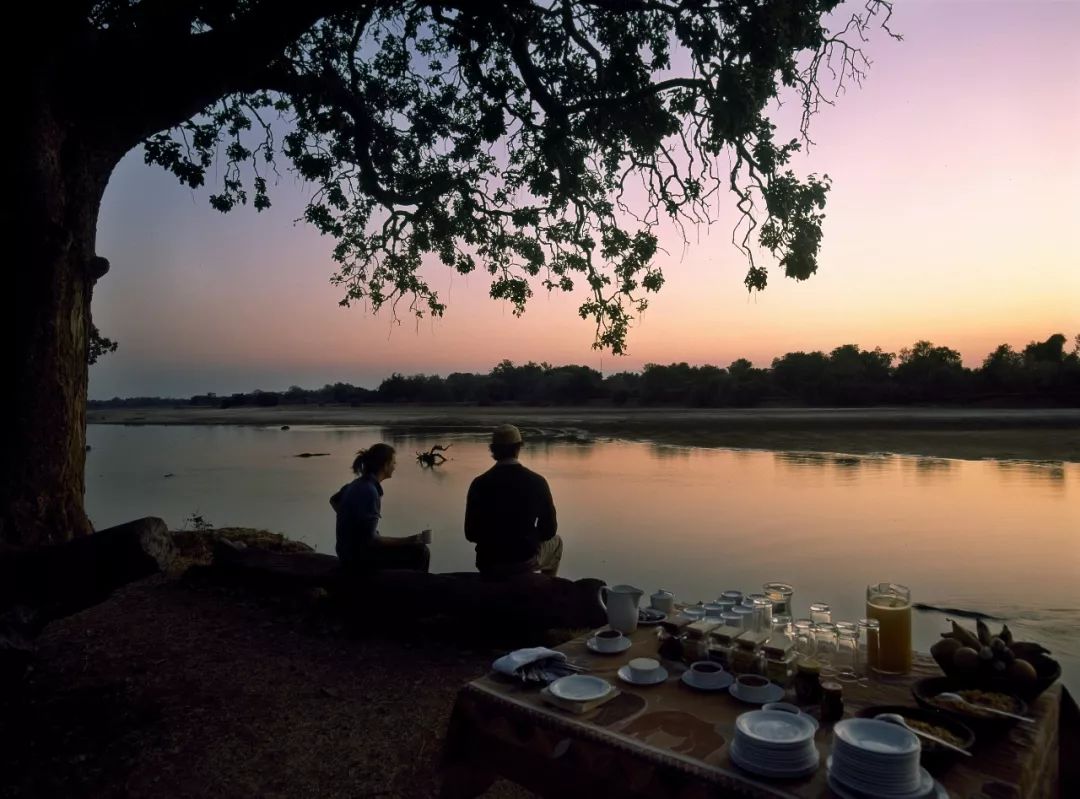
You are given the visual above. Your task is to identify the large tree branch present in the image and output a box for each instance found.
[73,0,366,151]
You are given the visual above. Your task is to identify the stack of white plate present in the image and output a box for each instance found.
[828,719,942,798]
[729,710,820,779]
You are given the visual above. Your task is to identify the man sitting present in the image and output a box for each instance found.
[464,424,563,578]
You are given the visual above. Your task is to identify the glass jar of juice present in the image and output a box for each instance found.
[865,582,912,674]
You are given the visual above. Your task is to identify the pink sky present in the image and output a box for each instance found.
[91,1,1080,398]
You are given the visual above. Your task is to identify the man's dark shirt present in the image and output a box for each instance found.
[464,461,557,572]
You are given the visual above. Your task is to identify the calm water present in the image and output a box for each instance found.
[86,424,1079,693]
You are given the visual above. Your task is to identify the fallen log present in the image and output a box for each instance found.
[0,517,176,622]
[206,543,608,632]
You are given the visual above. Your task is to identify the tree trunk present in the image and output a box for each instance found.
[4,96,118,549]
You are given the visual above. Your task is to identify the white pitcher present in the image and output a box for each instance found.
[598,584,644,633]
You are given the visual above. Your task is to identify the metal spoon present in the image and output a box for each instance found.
[874,713,972,757]
[935,692,1035,724]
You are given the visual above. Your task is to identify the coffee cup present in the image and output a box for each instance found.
[735,674,772,702]
[628,657,662,681]
[650,589,674,614]
[420,529,432,544]
[593,629,626,653]
[688,660,727,688]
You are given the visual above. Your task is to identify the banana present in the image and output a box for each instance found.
[949,619,982,651]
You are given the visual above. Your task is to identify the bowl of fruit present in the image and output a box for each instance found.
[929,619,1060,701]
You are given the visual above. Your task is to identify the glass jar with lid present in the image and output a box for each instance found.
[730,630,768,674]
[707,627,738,670]
[762,616,797,686]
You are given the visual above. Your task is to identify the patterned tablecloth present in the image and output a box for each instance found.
[441,627,1072,798]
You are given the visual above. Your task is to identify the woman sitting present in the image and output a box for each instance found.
[330,443,430,573]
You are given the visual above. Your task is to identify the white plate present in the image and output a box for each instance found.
[617,664,669,686]
[681,669,734,691]
[827,759,938,799]
[730,741,820,779]
[729,681,786,705]
[586,636,632,655]
[736,710,816,746]
[833,718,920,756]
[637,609,667,625]
[548,675,613,702]
[828,772,946,799]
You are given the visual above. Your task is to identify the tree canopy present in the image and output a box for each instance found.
[126,0,896,353]
[9,0,900,548]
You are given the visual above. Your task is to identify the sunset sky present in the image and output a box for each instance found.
[90,0,1080,399]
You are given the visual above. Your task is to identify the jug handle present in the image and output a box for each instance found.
[598,585,608,611]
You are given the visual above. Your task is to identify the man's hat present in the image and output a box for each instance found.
[491,424,523,445]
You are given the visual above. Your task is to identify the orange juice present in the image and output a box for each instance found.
[866,584,912,674]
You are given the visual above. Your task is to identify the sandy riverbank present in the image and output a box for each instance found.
[88,405,1080,462]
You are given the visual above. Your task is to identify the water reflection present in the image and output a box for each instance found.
[85,424,1080,693]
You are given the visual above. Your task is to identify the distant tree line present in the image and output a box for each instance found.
[89,333,1080,410]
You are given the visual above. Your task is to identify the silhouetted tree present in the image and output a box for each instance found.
[9,1,896,547]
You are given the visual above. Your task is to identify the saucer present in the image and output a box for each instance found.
[682,669,734,691]
[548,675,614,703]
[586,635,632,655]
[729,681,786,704]
[618,664,669,686]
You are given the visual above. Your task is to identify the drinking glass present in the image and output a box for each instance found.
[866,583,912,674]
[809,602,832,625]
[731,605,754,629]
[751,597,773,633]
[743,592,768,607]
[857,618,880,674]
[721,590,743,604]
[793,619,814,656]
[813,622,838,664]
[835,621,860,680]
[763,582,794,617]
[771,614,792,636]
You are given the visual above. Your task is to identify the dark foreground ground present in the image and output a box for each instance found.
[88,405,1080,462]
[0,573,532,799]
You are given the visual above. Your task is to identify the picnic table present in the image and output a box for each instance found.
[441,626,1074,798]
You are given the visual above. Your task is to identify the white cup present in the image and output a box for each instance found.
[420,529,432,544]
[688,661,727,688]
[593,629,626,653]
[628,657,661,681]
[735,674,773,702]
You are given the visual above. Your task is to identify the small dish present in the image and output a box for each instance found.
[586,635,632,655]
[912,677,1028,731]
[856,704,974,767]
[729,679,785,705]
[638,608,667,625]
[682,669,734,691]
[618,664,669,686]
[548,675,613,703]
